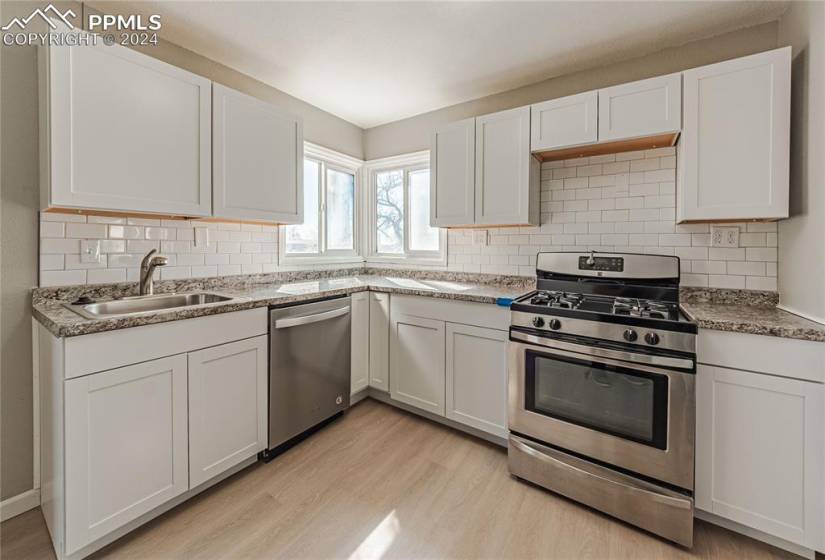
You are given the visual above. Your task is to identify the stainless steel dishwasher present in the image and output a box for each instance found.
[262,296,351,460]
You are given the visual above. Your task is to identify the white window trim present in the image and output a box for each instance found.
[363,151,447,266]
[278,142,365,266]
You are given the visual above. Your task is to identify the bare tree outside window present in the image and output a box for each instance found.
[375,170,404,253]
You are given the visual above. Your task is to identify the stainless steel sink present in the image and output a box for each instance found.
[64,292,238,319]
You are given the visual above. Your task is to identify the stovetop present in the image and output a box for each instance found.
[523,290,680,321]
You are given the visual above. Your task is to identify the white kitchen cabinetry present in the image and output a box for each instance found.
[39,35,212,217]
[430,118,475,226]
[38,308,268,560]
[530,91,598,151]
[369,293,391,391]
[390,313,446,415]
[598,74,681,141]
[64,355,189,554]
[475,106,540,226]
[696,364,823,550]
[212,84,303,223]
[678,47,791,222]
[445,323,508,438]
[350,292,370,394]
[188,336,268,488]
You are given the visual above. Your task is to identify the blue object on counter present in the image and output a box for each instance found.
[496,297,514,307]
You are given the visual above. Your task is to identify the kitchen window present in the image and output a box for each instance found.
[279,143,363,265]
[365,152,446,265]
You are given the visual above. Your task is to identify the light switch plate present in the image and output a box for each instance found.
[711,226,739,248]
[473,230,488,246]
[194,227,209,248]
[80,240,101,263]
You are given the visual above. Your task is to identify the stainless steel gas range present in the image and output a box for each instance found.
[507,252,697,547]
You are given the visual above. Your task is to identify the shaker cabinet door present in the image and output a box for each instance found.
[212,83,304,223]
[430,118,475,226]
[42,35,212,216]
[350,292,370,394]
[695,364,824,548]
[188,335,268,488]
[598,73,681,141]
[369,293,391,391]
[390,313,445,415]
[445,323,508,437]
[475,106,537,226]
[678,47,790,222]
[530,91,598,151]
[64,355,189,554]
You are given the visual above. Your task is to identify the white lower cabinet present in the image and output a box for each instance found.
[188,336,268,488]
[445,323,508,438]
[350,292,370,394]
[696,364,824,549]
[369,293,390,391]
[64,355,189,554]
[390,313,446,416]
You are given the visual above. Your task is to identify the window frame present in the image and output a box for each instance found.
[364,151,447,266]
[278,142,364,266]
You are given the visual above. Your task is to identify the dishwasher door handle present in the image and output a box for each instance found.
[274,306,350,329]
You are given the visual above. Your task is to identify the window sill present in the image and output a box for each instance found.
[366,254,448,267]
[278,255,365,267]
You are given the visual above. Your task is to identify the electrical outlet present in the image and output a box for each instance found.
[80,240,101,263]
[472,230,488,246]
[711,226,739,248]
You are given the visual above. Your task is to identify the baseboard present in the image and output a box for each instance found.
[695,509,815,560]
[0,488,40,522]
[366,389,507,448]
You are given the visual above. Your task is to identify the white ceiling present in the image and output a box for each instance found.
[89,1,789,129]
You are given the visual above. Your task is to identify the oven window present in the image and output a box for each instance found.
[525,350,668,449]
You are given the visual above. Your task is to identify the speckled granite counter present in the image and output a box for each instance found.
[679,288,825,342]
[33,271,533,338]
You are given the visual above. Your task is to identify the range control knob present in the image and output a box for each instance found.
[645,332,661,345]
[623,329,638,342]
[548,319,562,330]
[532,317,545,328]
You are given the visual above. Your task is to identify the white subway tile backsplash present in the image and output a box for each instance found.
[37,149,779,290]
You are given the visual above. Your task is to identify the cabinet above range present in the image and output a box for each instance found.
[429,47,791,227]
[38,32,304,224]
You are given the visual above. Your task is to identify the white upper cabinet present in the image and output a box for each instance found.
[430,118,475,226]
[475,106,539,226]
[530,91,598,151]
[212,84,304,223]
[39,36,212,217]
[678,47,791,222]
[598,73,681,141]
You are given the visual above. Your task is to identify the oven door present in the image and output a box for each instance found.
[508,330,695,490]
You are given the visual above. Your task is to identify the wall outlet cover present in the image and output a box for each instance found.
[472,230,488,246]
[711,226,739,248]
[80,239,101,263]
[194,227,209,248]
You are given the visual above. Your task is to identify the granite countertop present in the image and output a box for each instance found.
[33,271,531,338]
[679,288,825,343]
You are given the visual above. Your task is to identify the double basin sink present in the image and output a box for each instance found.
[65,292,239,320]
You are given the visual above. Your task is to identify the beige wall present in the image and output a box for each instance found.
[363,22,779,160]
[0,0,41,501]
[777,1,825,322]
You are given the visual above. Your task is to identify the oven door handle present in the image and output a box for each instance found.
[509,330,694,371]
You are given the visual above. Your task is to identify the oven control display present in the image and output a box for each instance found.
[578,256,624,272]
